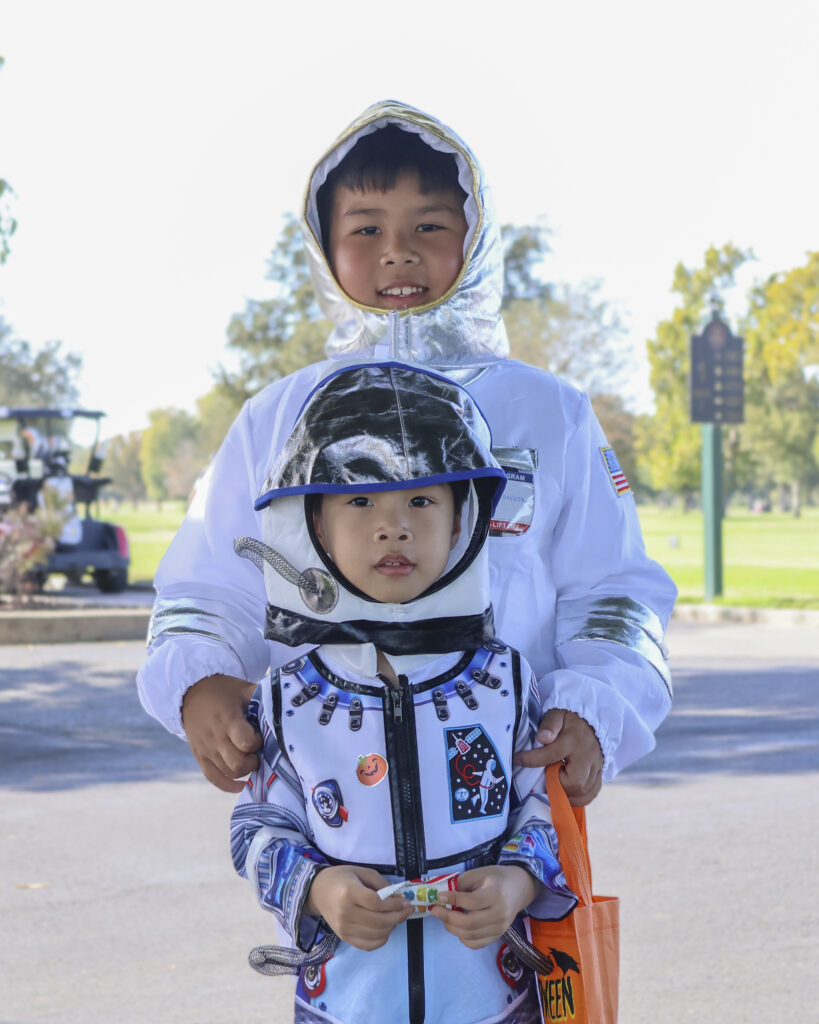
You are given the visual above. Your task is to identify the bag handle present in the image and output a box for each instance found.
[545,763,593,907]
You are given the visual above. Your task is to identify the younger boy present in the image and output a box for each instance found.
[231,362,575,1024]
[138,101,675,807]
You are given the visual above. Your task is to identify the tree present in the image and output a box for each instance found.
[0,503,61,598]
[0,320,83,407]
[103,431,146,506]
[590,393,640,496]
[162,437,202,504]
[1,66,80,416]
[219,214,331,401]
[501,220,553,305]
[193,386,244,463]
[503,281,629,397]
[636,244,752,505]
[139,408,200,505]
[500,223,632,412]
[0,178,15,267]
[0,57,16,266]
[739,253,819,513]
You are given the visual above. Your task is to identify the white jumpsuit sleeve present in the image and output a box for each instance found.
[136,400,271,738]
[231,683,328,950]
[542,392,677,777]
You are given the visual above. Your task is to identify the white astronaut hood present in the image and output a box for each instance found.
[235,362,507,656]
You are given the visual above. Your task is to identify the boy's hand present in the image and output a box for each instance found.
[429,866,538,949]
[514,709,603,806]
[181,674,261,793]
[306,866,412,951]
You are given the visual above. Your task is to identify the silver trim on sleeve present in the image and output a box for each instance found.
[147,599,255,680]
[555,595,672,697]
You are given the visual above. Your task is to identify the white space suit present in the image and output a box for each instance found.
[137,100,676,780]
[235,644,574,1024]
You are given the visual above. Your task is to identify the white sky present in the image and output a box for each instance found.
[2,0,818,440]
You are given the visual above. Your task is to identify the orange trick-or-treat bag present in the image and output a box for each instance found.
[528,763,619,1023]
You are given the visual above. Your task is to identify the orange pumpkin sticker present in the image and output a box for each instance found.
[356,753,388,786]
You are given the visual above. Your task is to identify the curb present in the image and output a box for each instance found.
[0,607,151,645]
[1,602,817,646]
[671,603,819,629]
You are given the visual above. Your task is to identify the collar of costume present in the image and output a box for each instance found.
[235,362,506,656]
[302,99,508,371]
[263,604,495,656]
[318,643,463,682]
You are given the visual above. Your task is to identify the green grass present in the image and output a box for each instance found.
[101,500,819,609]
[98,501,187,585]
[636,505,819,609]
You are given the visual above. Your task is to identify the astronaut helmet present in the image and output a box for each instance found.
[235,362,506,656]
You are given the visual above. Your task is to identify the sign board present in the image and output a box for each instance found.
[690,315,744,423]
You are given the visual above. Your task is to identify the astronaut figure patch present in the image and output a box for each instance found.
[445,725,508,822]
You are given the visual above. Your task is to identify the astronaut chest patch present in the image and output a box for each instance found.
[489,446,537,537]
[444,725,508,822]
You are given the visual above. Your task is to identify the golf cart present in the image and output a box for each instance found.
[0,407,130,593]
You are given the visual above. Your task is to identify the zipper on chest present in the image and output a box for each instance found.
[383,674,426,1024]
[383,675,425,878]
[388,310,411,360]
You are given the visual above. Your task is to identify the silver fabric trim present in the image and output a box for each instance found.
[555,595,672,697]
[147,599,253,679]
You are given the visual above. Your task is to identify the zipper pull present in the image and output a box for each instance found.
[392,687,403,724]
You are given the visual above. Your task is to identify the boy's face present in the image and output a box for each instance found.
[313,485,461,603]
[328,173,468,311]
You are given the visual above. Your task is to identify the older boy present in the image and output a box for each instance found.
[138,101,676,805]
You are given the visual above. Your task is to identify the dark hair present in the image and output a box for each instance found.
[317,125,467,249]
[311,479,469,519]
[449,479,469,516]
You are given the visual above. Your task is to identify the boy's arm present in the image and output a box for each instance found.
[231,685,330,952]
[305,865,411,951]
[137,401,271,741]
[514,708,603,805]
[429,865,539,949]
[536,392,676,785]
[232,686,408,951]
[181,673,260,792]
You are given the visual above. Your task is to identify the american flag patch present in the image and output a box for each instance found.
[601,446,631,496]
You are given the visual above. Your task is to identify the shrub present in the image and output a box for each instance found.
[0,495,66,600]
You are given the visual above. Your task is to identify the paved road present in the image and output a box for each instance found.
[0,621,816,1024]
